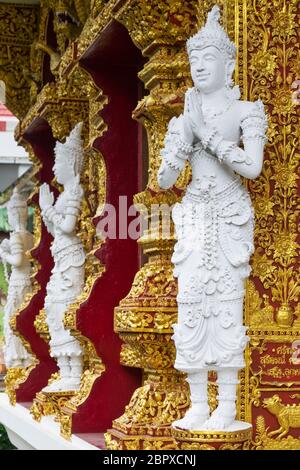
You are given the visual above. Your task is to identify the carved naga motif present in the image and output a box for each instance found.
[48,0,90,53]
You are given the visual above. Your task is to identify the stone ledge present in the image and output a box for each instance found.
[0,393,98,450]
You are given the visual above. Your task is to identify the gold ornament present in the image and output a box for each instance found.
[0,4,38,118]
[172,426,252,451]
[262,394,300,439]
[254,414,300,450]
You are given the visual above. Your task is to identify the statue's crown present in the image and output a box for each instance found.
[7,188,27,211]
[187,5,236,61]
[55,122,84,176]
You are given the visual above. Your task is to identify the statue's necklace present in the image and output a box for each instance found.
[202,97,236,124]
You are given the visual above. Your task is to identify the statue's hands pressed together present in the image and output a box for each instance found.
[0,239,10,261]
[39,183,54,212]
[0,246,5,259]
[158,91,199,190]
[184,88,213,146]
[181,89,198,145]
[183,88,230,154]
[0,239,9,252]
[39,183,62,233]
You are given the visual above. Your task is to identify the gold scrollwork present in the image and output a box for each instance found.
[34,309,50,342]
[172,425,252,450]
[239,0,300,449]
[0,4,38,118]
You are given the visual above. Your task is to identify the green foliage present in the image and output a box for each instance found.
[0,423,15,450]
[0,263,8,295]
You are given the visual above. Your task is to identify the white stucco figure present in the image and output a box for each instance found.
[39,123,85,392]
[0,188,34,368]
[157,6,268,431]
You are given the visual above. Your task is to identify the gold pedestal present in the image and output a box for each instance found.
[30,390,76,428]
[105,370,189,450]
[105,429,176,451]
[172,424,253,450]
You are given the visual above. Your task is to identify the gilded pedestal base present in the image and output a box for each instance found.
[171,424,253,450]
[30,390,75,429]
[105,429,176,451]
[105,370,189,450]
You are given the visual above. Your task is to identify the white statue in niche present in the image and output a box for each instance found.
[0,188,34,368]
[39,123,85,392]
[157,6,268,431]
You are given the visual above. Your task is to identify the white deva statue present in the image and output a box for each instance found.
[158,6,267,431]
[0,188,34,368]
[39,123,85,392]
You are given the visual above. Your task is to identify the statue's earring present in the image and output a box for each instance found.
[225,60,234,89]
[226,72,233,89]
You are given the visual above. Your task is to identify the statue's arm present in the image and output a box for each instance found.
[39,209,54,236]
[0,233,23,267]
[0,238,11,254]
[39,183,55,236]
[157,116,192,190]
[157,160,181,190]
[60,184,83,234]
[42,183,83,234]
[41,206,59,235]
[205,100,268,179]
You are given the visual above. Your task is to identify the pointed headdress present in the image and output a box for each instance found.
[187,5,236,61]
[55,122,84,176]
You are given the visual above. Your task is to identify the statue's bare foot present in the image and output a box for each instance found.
[42,378,67,393]
[172,405,209,430]
[42,377,80,393]
[202,406,235,431]
[66,377,81,391]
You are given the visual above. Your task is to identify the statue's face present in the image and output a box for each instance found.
[53,156,72,186]
[190,46,227,93]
